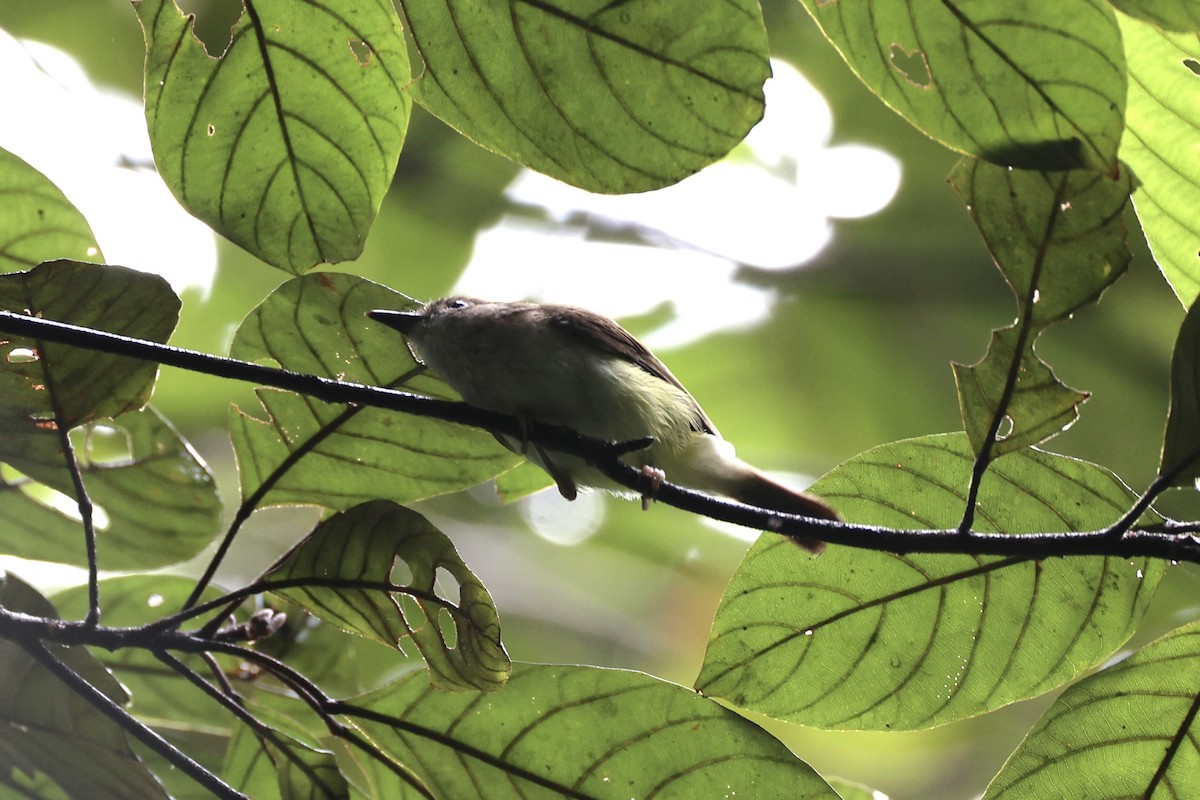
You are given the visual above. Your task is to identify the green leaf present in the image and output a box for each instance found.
[338,664,836,799]
[1159,297,1200,484]
[267,501,508,692]
[1109,0,1200,31]
[1118,11,1200,303]
[954,325,1088,457]
[949,160,1130,456]
[984,620,1200,799]
[799,0,1125,171]
[697,433,1166,730]
[402,0,770,193]
[255,601,419,699]
[0,574,168,800]
[229,273,519,511]
[0,260,178,493]
[134,0,411,273]
[0,408,221,569]
[53,576,236,736]
[0,148,101,270]
[224,723,347,800]
[494,460,554,504]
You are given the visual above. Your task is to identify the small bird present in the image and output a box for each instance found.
[369,297,838,552]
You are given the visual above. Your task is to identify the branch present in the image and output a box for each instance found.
[13,636,245,800]
[2,311,1200,564]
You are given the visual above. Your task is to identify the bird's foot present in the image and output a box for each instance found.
[640,465,666,510]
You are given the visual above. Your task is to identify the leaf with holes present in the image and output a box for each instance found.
[954,325,1088,458]
[229,273,519,510]
[0,408,220,569]
[266,501,508,691]
[401,0,770,193]
[0,260,178,493]
[0,574,168,800]
[697,434,1165,731]
[1118,11,1200,303]
[984,620,1200,799]
[1159,297,1200,484]
[134,0,410,273]
[949,160,1129,456]
[337,663,836,799]
[0,148,101,270]
[800,0,1125,171]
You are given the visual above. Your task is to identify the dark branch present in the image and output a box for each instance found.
[2,311,1199,564]
[14,637,245,800]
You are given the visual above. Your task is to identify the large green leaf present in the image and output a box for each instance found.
[984,620,1200,799]
[1160,298,1200,484]
[134,0,410,273]
[1118,10,1200,303]
[401,0,770,193]
[338,664,836,799]
[799,0,1125,171]
[0,148,101,271]
[0,409,220,569]
[229,273,519,511]
[697,434,1165,730]
[266,501,509,692]
[950,161,1130,457]
[0,574,167,800]
[0,260,178,494]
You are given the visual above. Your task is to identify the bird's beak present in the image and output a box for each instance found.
[367,309,423,335]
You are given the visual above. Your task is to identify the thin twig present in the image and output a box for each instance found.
[155,650,343,797]
[959,173,1071,534]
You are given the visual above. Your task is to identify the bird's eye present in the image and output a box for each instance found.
[448,299,470,310]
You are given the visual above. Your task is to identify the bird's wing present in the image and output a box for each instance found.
[536,305,718,436]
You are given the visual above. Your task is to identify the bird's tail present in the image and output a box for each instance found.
[728,469,838,555]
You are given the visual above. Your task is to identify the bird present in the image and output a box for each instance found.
[369,297,838,552]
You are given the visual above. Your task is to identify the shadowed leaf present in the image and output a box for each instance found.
[0,148,101,270]
[0,260,177,493]
[224,722,347,800]
[338,664,836,798]
[0,574,168,800]
[950,160,1130,457]
[698,434,1165,730]
[402,0,770,193]
[266,501,509,692]
[0,408,220,569]
[134,0,410,272]
[1118,11,1200,303]
[1159,297,1200,484]
[800,0,1125,171]
[229,273,519,511]
[984,620,1200,799]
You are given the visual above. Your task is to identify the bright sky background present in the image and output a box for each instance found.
[0,29,217,295]
[456,59,901,350]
